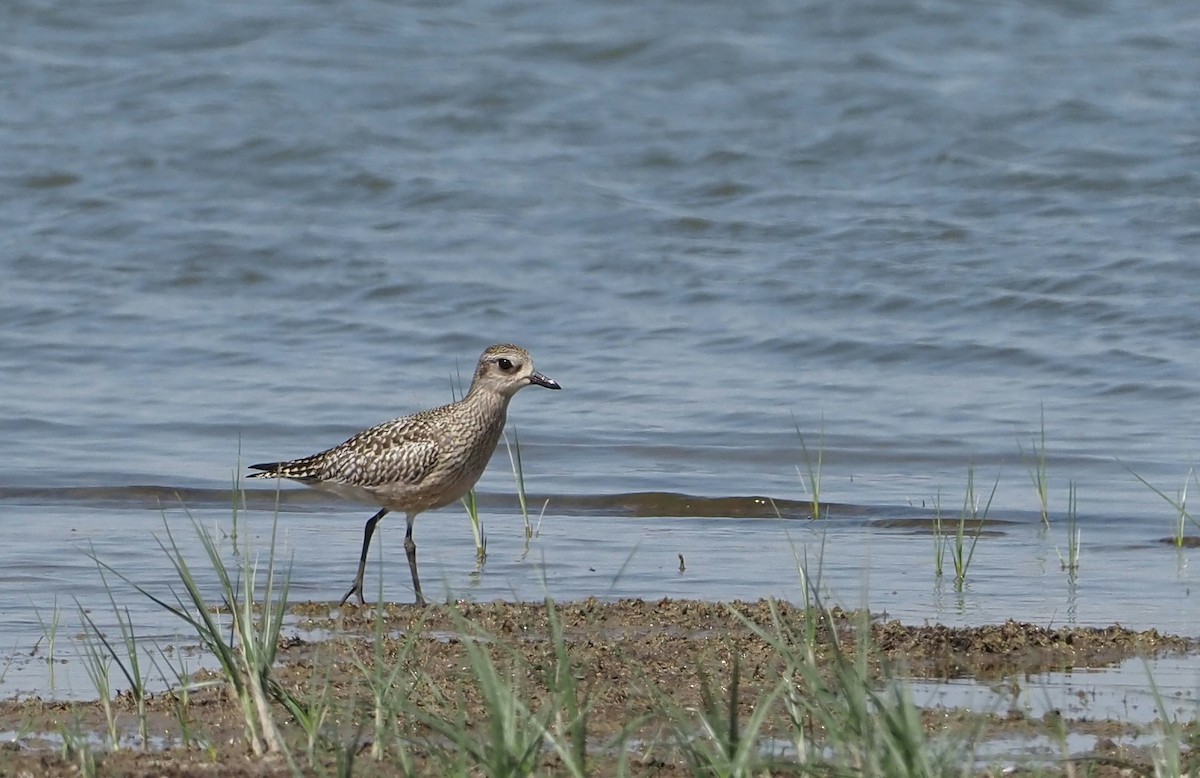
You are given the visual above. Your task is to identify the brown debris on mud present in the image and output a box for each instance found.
[1,597,1195,777]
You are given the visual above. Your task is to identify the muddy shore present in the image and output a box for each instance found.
[1,598,1196,776]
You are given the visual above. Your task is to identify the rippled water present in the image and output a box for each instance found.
[4,0,1200,700]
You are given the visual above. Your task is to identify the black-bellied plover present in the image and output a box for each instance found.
[247,343,560,606]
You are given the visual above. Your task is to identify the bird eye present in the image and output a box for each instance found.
[497,357,514,371]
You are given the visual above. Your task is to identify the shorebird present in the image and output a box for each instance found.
[247,344,560,606]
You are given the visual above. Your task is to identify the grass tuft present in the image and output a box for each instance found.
[1056,481,1081,574]
[506,430,550,546]
[792,414,825,520]
[1123,461,1200,546]
[950,467,996,592]
[462,487,488,567]
[672,652,787,777]
[92,507,301,759]
[348,597,419,769]
[77,548,154,748]
[1018,405,1051,529]
[30,599,63,693]
[409,612,548,776]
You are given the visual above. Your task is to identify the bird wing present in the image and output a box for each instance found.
[319,417,442,488]
[249,416,442,488]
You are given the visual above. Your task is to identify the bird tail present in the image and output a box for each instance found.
[246,461,284,479]
[246,457,324,482]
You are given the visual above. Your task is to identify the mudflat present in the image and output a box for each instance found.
[1,598,1194,776]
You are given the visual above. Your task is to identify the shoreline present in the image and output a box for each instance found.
[2,596,1196,776]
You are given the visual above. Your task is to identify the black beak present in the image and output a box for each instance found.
[529,372,561,390]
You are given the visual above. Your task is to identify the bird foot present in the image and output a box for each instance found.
[339,582,366,607]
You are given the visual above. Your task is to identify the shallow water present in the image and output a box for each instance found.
[4,486,1200,701]
[3,0,1200,722]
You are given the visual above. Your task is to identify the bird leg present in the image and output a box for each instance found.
[404,512,427,606]
[340,507,389,606]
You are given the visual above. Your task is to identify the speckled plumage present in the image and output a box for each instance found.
[248,344,560,605]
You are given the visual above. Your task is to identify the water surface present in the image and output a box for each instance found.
[3,0,1200,702]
